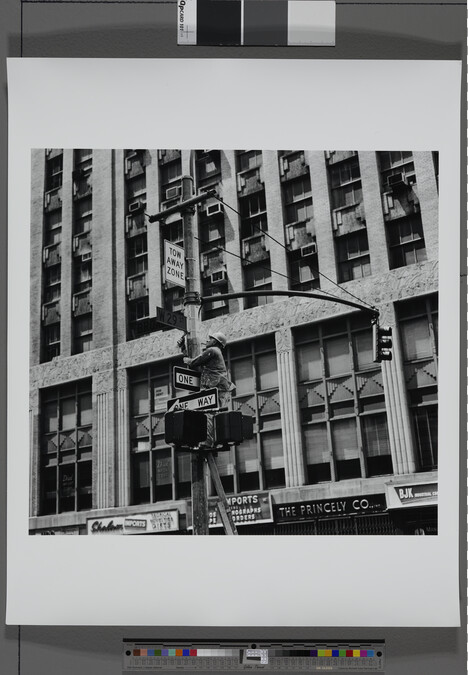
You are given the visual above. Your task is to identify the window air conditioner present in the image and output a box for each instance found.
[166,186,181,201]
[387,172,407,189]
[81,252,92,262]
[128,199,143,213]
[332,210,343,229]
[211,270,227,285]
[206,203,223,217]
[301,243,317,257]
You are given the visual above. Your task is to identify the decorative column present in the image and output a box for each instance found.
[305,151,337,289]
[413,152,439,261]
[29,389,40,517]
[263,150,288,290]
[93,370,116,509]
[379,304,417,475]
[358,152,390,274]
[220,150,242,314]
[275,327,305,487]
[116,368,131,507]
[146,149,163,311]
[114,150,127,346]
[92,150,114,348]
[60,149,74,357]
[30,150,45,366]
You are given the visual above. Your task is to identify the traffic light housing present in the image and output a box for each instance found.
[164,409,208,446]
[214,411,255,446]
[372,322,393,362]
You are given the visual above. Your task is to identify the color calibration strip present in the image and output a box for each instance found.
[177,0,336,46]
[129,649,376,657]
[123,642,385,671]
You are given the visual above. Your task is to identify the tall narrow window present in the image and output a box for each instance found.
[72,150,93,354]
[40,380,93,515]
[397,295,438,470]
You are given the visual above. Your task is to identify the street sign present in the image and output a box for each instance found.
[167,388,218,411]
[173,366,201,392]
[164,240,185,288]
[155,306,187,331]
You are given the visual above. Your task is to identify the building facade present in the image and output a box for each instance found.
[29,149,439,535]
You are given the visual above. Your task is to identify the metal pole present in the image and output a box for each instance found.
[181,176,210,536]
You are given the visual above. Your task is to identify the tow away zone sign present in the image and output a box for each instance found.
[164,240,185,288]
[167,388,218,411]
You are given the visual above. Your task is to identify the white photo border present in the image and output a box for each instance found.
[7,58,461,626]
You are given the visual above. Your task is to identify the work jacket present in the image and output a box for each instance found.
[188,346,235,391]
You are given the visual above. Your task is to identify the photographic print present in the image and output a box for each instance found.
[29,148,439,537]
[7,59,460,626]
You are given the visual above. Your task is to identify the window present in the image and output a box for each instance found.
[387,215,427,269]
[74,197,92,234]
[295,316,392,484]
[45,153,63,191]
[239,192,267,238]
[397,295,438,471]
[44,211,62,246]
[74,260,92,293]
[40,380,93,515]
[378,151,415,187]
[283,176,313,224]
[129,362,187,505]
[160,161,182,186]
[226,336,284,492]
[127,234,148,276]
[244,263,273,308]
[44,266,61,303]
[74,314,93,353]
[337,231,371,282]
[196,150,221,184]
[126,151,149,339]
[329,155,362,209]
[237,150,262,172]
[289,254,320,292]
[43,323,60,361]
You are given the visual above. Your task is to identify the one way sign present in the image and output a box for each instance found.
[173,366,201,392]
[167,388,218,412]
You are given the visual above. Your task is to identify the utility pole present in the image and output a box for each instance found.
[149,177,216,535]
[180,176,209,535]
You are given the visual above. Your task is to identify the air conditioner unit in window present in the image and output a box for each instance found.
[301,243,317,257]
[332,210,343,229]
[387,172,407,190]
[206,203,223,217]
[128,199,143,213]
[81,252,92,262]
[166,186,181,201]
[211,270,227,285]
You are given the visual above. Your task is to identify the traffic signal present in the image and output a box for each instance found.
[164,409,208,446]
[214,411,255,446]
[372,322,393,362]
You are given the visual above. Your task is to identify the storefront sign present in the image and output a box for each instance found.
[386,482,438,509]
[274,494,387,523]
[34,527,81,535]
[87,510,179,535]
[187,492,273,529]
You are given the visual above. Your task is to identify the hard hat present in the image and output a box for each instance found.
[209,331,227,348]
